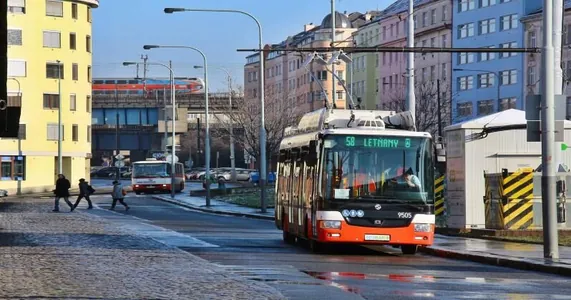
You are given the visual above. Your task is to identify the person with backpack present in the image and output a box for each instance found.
[53,174,73,212]
[110,180,129,211]
[72,178,94,211]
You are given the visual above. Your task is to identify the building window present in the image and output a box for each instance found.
[458,0,475,12]
[500,14,518,31]
[528,66,535,86]
[0,156,26,181]
[7,93,22,107]
[7,60,26,77]
[431,9,436,25]
[70,33,76,50]
[500,42,518,58]
[481,0,498,7]
[72,63,78,80]
[86,95,91,112]
[8,29,22,46]
[478,73,495,88]
[71,3,77,19]
[457,102,473,117]
[46,62,63,79]
[477,100,494,115]
[46,0,63,17]
[87,65,92,82]
[47,123,64,141]
[87,126,91,142]
[480,46,496,61]
[43,94,60,110]
[430,66,436,81]
[72,124,78,141]
[499,97,517,111]
[458,52,475,65]
[528,30,536,47]
[458,76,474,90]
[500,69,518,85]
[70,94,76,111]
[441,63,447,79]
[8,0,26,14]
[442,5,447,21]
[442,34,447,47]
[479,19,496,35]
[458,23,475,38]
[422,12,428,27]
[43,31,61,48]
[86,35,91,52]
[87,7,92,22]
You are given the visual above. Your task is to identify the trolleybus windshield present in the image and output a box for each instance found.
[322,134,434,204]
[132,163,171,178]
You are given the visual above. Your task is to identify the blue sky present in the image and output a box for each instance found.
[92,0,393,91]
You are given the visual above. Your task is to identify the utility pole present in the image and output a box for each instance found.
[141,54,149,91]
[114,82,120,181]
[330,0,337,107]
[406,0,416,125]
[197,117,201,167]
[57,60,62,175]
[553,0,564,183]
[541,0,559,259]
[227,73,237,182]
[163,85,167,153]
[437,79,442,137]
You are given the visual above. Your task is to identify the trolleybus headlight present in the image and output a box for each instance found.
[350,210,357,217]
[342,210,350,217]
[321,220,342,229]
[414,223,432,232]
[357,210,365,217]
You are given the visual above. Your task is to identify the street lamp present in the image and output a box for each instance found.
[123,60,177,199]
[194,65,236,182]
[143,44,212,205]
[164,7,268,213]
[56,60,62,176]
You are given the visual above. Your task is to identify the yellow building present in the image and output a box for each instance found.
[5,0,99,194]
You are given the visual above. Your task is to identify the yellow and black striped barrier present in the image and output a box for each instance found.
[435,175,446,217]
[483,168,534,230]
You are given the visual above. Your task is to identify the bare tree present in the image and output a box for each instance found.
[384,80,451,137]
[213,85,299,169]
[180,120,228,167]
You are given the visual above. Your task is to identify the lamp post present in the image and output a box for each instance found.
[123,61,177,199]
[56,60,62,175]
[195,65,236,182]
[143,45,212,205]
[164,7,268,213]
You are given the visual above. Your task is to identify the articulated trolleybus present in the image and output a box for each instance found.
[276,108,439,255]
[131,159,185,194]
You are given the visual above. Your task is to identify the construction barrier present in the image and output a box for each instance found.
[484,168,534,230]
[434,175,446,217]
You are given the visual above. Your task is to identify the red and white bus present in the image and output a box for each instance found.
[276,108,441,255]
[131,159,185,194]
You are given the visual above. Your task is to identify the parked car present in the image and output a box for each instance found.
[249,171,276,185]
[216,168,251,182]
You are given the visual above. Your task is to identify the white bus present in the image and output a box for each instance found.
[131,159,185,194]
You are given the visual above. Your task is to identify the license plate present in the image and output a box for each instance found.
[146,185,155,188]
[364,234,390,241]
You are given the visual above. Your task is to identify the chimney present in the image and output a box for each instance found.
[304,23,315,31]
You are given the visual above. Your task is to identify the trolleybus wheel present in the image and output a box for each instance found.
[309,239,325,253]
[135,192,141,195]
[401,245,418,255]
[282,219,295,244]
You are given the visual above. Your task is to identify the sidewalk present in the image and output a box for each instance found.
[421,234,571,276]
[153,193,275,220]
[153,192,571,277]
[0,198,285,299]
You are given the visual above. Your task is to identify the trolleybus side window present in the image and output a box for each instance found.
[321,134,433,203]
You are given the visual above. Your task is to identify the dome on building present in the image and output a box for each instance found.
[320,11,353,29]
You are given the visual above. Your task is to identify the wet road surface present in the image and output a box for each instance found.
[86,195,571,300]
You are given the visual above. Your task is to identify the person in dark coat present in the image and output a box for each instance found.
[72,178,94,211]
[53,174,73,212]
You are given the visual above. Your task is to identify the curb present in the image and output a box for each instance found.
[420,246,571,277]
[152,195,275,221]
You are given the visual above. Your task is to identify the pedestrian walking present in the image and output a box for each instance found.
[110,180,129,211]
[72,178,94,211]
[53,174,73,212]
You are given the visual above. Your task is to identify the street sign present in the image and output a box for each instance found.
[115,154,125,160]
[562,143,569,151]
[114,160,125,168]
[527,120,565,142]
[166,154,179,163]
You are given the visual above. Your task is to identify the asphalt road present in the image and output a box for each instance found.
[85,195,571,300]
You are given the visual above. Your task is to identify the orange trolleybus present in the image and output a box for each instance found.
[275,108,437,255]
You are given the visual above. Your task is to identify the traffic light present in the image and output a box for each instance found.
[0,4,21,138]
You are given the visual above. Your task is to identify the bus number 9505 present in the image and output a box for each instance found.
[398,212,412,218]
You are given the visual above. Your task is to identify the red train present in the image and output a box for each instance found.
[92,78,203,95]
